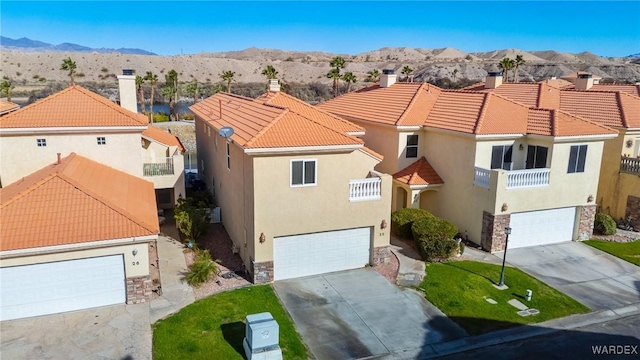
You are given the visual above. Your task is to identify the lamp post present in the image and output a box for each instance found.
[498,227,512,287]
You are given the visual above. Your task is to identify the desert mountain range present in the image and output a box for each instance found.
[2,45,639,90]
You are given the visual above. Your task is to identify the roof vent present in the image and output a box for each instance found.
[123,69,134,76]
[382,69,394,75]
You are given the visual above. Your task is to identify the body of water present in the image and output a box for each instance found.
[138,103,194,114]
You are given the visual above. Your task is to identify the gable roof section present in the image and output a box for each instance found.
[618,92,640,128]
[256,91,365,134]
[0,85,148,128]
[584,84,640,97]
[393,157,443,186]
[559,90,625,128]
[0,99,20,115]
[190,92,362,149]
[142,125,185,152]
[0,153,158,251]
[317,83,436,126]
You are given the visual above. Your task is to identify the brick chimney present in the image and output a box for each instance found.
[380,69,397,88]
[117,69,138,113]
[485,71,503,89]
[268,79,280,92]
[575,73,594,90]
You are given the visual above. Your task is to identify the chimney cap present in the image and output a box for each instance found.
[488,71,503,77]
[382,69,395,75]
[122,69,134,76]
[577,73,592,79]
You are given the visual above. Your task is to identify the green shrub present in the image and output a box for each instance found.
[412,215,459,261]
[594,213,616,235]
[459,242,465,255]
[153,112,170,122]
[182,113,194,121]
[174,193,213,242]
[185,249,219,287]
[391,208,432,238]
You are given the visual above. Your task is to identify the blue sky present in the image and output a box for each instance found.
[2,1,639,57]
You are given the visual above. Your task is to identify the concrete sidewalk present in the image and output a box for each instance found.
[150,236,195,323]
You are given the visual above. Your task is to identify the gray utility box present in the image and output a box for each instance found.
[243,312,282,360]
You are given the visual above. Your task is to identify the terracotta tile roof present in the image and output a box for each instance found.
[459,83,559,108]
[142,125,185,152]
[190,92,363,149]
[393,157,443,186]
[0,85,148,128]
[0,153,159,251]
[618,92,640,128]
[0,99,19,115]
[527,108,618,137]
[360,146,384,161]
[538,78,575,89]
[559,90,625,128]
[256,91,365,134]
[563,84,640,97]
[317,83,438,126]
[560,71,603,80]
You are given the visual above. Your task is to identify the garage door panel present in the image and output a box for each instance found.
[509,208,576,249]
[0,255,126,321]
[274,228,371,281]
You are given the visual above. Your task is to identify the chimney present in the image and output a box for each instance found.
[56,153,61,165]
[268,79,280,92]
[550,76,557,80]
[575,73,594,90]
[380,69,397,88]
[117,69,138,113]
[485,71,503,89]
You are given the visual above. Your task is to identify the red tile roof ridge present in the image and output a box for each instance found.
[360,146,384,161]
[473,93,491,134]
[396,83,432,125]
[243,108,290,148]
[562,88,629,95]
[0,174,58,208]
[142,126,186,152]
[460,82,485,90]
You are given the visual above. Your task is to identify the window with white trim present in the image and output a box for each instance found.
[97,137,106,145]
[568,145,587,173]
[226,142,231,170]
[37,138,46,147]
[291,159,316,186]
[406,135,418,158]
[491,145,513,170]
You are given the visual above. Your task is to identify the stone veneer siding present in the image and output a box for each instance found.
[253,261,274,284]
[481,211,511,253]
[626,196,640,230]
[373,246,391,265]
[126,275,152,304]
[577,205,597,240]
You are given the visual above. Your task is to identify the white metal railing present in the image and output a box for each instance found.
[506,168,550,189]
[474,167,491,188]
[349,177,382,201]
[620,156,640,175]
[143,157,174,176]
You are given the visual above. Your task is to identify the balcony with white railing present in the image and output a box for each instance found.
[349,177,382,201]
[620,156,640,175]
[143,157,174,177]
[474,167,491,188]
[474,167,550,190]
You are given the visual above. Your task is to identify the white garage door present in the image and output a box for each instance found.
[0,255,126,321]
[509,207,577,249]
[273,228,371,281]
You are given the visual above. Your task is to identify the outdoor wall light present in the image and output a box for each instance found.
[519,144,524,151]
[501,203,508,212]
[587,194,594,203]
[381,220,388,230]
[259,232,266,243]
[132,249,138,257]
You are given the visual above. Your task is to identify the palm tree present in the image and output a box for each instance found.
[401,66,414,82]
[144,71,159,122]
[261,65,279,80]
[498,57,514,83]
[165,70,178,120]
[1,77,14,102]
[135,75,145,114]
[326,68,341,97]
[220,70,235,93]
[513,54,526,83]
[366,69,380,82]
[342,72,357,93]
[60,57,77,85]
[185,80,199,104]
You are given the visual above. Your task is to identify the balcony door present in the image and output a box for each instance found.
[526,145,548,169]
[491,145,513,170]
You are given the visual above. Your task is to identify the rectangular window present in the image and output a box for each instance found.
[97,137,106,145]
[208,127,211,137]
[491,145,513,170]
[226,142,231,170]
[37,138,46,147]
[291,159,316,186]
[406,135,418,158]
[526,145,548,169]
[568,145,587,173]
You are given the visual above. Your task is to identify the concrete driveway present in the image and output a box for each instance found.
[0,303,151,360]
[503,242,640,310]
[273,268,466,360]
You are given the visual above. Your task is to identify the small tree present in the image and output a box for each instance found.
[220,70,235,93]
[366,69,380,82]
[0,77,14,102]
[401,66,414,82]
[342,71,357,93]
[261,65,279,80]
[513,54,526,83]
[185,80,199,104]
[164,70,178,120]
[60,57,77,85]
[144,71,159,122]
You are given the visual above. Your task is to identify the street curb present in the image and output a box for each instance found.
[419,305,640,359]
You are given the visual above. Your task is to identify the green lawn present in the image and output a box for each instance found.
[153,285,308,360]
[584,239,640,266]
[420,261,589,335]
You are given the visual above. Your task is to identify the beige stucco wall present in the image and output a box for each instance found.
[252,150,392,263]
[397,131,423,171]
[0,242,151,278]
[0,131,143,186]
[597,130,640,220]
[352,121,401,174]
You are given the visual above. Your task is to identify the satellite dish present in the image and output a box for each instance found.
[219,126,234,139]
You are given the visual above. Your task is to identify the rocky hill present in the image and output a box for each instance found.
[1,46,639,92]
